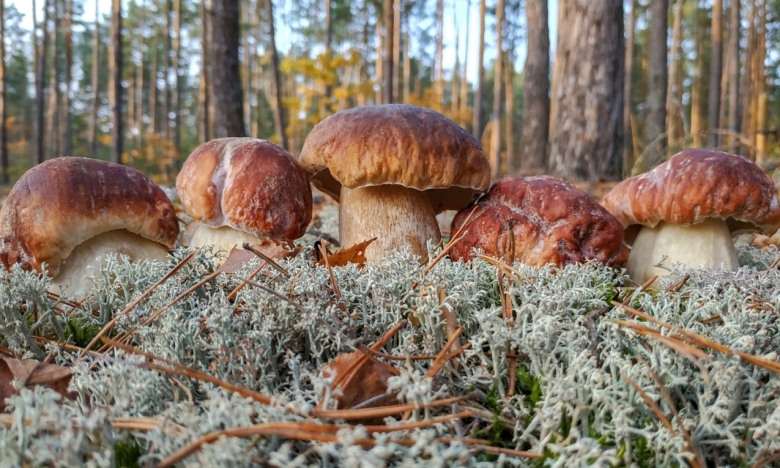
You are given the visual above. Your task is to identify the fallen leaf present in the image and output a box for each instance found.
[0,358,75,411]
[217,243,301,275]
[318,238,377,268]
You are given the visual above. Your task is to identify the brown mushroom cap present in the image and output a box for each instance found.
[299,104,490,212]
[0,157,179,276]
[450,176,629,269]
[602,149,780,233]
[176,138,312,241]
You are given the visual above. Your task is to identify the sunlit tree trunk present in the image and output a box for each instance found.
[149,27,159,136]
[643,0,668,171]
[434,0,444,105]
[0,0,7,183]
[520,0,549,174]
[374,15,383,104]
[666,0,683,149]
[211,0,246,137]
[402,10,410,104]
[109,0,123,164]
[87,0,99,159]
[504,54,514,173]
[392,0,400,103]
[198,0,210,143]
[324,0,332,101]
[265,0,287,148]
[740,0,756,157]
[451,10,460,115]
[45,0,60,160]
[34,0,50,164]
[489,0,503,177]
[548,0,624,181]
[755,0,767,159]
[162,0,172,141]
[62,0,73,156]
[690,0,705,147]
[726,0,740,148]
[708,0,723,147]
[472,0,485,139]
[459,0,470,128]
[135,1,145,148]
[622,0,636,175]
[172,0,181,160]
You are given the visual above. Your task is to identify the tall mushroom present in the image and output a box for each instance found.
[602,149,780,283]
[299,104,490,262]
[0,157,180,295]
[450,176,629,269]
[176,138,312,263]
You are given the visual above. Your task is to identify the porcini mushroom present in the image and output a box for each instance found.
[602,149,780,283]
[175,138,312,262]
[299,104,490,262]
[0,157,180,295]
[450,176,629,269]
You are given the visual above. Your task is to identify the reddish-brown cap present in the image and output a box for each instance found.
[176,138,312,241]
[450,177,629,268]
[299,104,490,212]
[602,149,780,233]
[0,157,179,275]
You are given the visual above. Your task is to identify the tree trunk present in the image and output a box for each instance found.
[265,0,287,148]
[690,0,705,147]
[451,10,460,114]
[392,0,400,103]
[459,0,470,128]
[755,0,767,159]
[109,0,123,164]
[324,0,332,100]
[374,15,383,104]
[87,0,99,159]
[740,0,756,157]
[548,0,624,181]
[62,0,73,156]
[520,0,549,174]
[707,0,723,147]
[434,0,444,104]
[382,0,394,104]
[0,0,7,183]
[172,0,181,159]
[666,0,683,148]
[46,0,60,160]
[211,0,245,137]
[149,27,158,135]
[402,11,410,104]
[198,0,210,143]
[489,0,503,177]
[504,53,514,173]
[34,0,50,165]
[135,0,145,148]
[726,0,740,147]
[643,0,668,171]
[162,0,172,140]
[622,0,636,175]
[472,0,485,139]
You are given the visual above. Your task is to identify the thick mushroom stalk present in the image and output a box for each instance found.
[53,230,170,296]
[339,185,441,262]
[628,218,738,283]
[188,222,268,258]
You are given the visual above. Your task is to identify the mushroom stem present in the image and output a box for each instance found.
[628,218,738,284]
[339,185,441,263]
[189,223,268,262]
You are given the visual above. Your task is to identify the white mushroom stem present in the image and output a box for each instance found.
[52,229,170,296]
[627,218,738,284]
[339,185,441,263]
[189,223,269,264]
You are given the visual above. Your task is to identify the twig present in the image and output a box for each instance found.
[242,243,290,277]
[227,261,268,301]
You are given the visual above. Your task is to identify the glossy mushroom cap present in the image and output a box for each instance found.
[450,176,629,269]
[0,157,179,278]
[176,138,313,244]
[299,104,490,212]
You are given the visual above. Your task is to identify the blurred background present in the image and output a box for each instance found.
[0,0,776,188]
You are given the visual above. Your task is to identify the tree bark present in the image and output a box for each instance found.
[489,0,503,177]
[755,0,767,159]
[434,0,444,104]
[211,0,246,137]
[198,0,210,143]
[34,0,50,164]
[87,0,99,159]
[622,0,636,176]
[0,0,7,183]
[740,0,756,157]
[382,0,394,104]
[265,0,287,148]
[172,0,181,159]
[520,0,549,174]
[109,0,123,164]
[62,0,73,156]
[402,8,410,104]
[690,0,705,147]
[375,15,383,104]
[726,0,740,147]
[163,0,172,140]
[149,27,158,135]
[548,0,624,181]
[504,53,514,172]
[708,0,723,147]
[324,0,332,100]
[459,0,470,128]
[392,0,400,103]
[666,0,684,147]
[472,0,485,139]
[45,0,60,160]
[643,0,668,171]
[135,0,145,148]
[451,10,460,114]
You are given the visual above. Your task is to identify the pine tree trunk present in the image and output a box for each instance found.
[392,0,400,103]
[46,0,60,160]
[690,0,705,147]
[622,0,636,175]
[504,53,514,172]
[374,16,383,104]
[211,0,246,138]
[643,0,668,171]
[402,13,410,104]
[459,0,470,128]
[135,0,145,148]
[324,0,332,101]
[163,0,172,141]
[109,0,123,164]
[265,0,287,148]
[434,0,444,104]
[708,0,723,147]
[472,0,485,139]
[62,0,73,156]
[149,27,158,135]
[548,0,624,181]
[87,0,99,159]
[451,12,460,114]
[34,0,50,164]
[489,0,503,177]
[666,0,683,148]
[0,0,7,183]
[740,0,756,157]
[172,0,181,160]
[520,0,549,174]
[726,0,740,147]
[755,0,767,159]
[198,0,210,143]
[383,0,394,104]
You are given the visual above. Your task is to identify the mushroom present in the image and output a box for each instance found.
[299,104,490,262]
[449,176,629,269]
[0,157,180,295]
[175,138,312,263]
[602,149,780,283]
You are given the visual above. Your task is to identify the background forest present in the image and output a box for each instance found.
[0,0,777,185]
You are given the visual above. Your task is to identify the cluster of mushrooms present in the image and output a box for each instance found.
[2,104,779,296]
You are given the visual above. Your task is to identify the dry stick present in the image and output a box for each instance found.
[102,271,221,352]
[80,250,197,358]
[664,274,690,293]
[227,260,268,301]
[318,242,345,308]
[613,301,780,374]
[755,450,780,468]
[243,243,290,277]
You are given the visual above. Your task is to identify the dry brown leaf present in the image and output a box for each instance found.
[217,243,301,275]
[0,358,75,411]
[318,238,377,268]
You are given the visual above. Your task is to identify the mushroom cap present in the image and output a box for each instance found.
[450,176,629,269]
[176,138,312,241]
[299,104,490,212]
[0,157,179,276]
[602,149,780,233]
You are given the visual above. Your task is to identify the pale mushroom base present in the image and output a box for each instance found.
[627,218,738,284]
[189,223,269,264]
[339,185,441,263]
[52,229,170,296]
